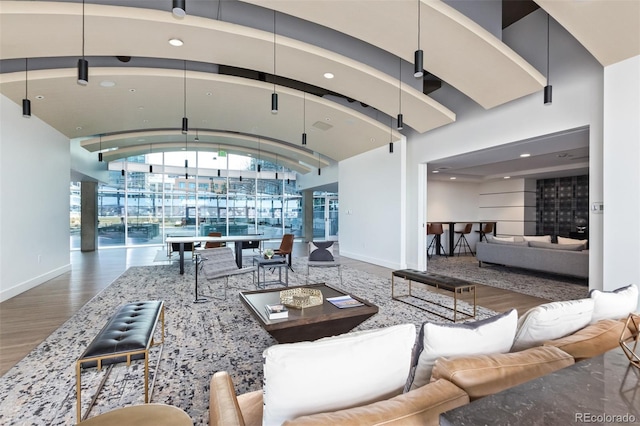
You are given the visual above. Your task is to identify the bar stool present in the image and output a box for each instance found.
[427,223,447,258]
[453,223,474,256]
[475,222,494,242]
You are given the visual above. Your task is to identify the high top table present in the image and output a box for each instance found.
[166,235,270,274]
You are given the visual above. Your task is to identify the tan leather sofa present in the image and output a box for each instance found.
[209,318,632,426]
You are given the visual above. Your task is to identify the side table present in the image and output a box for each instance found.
[253,256,289,289]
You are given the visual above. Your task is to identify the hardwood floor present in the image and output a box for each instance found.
[0,244,548,376]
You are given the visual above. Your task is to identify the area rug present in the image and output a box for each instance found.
[427,255,589,301]
[0,258,496,425]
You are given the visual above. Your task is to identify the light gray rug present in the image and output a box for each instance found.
[0,258,495,425]
[427,255,589,301]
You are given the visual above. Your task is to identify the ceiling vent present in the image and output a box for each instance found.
[312,121,333,131]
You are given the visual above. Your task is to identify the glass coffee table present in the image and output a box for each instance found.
[239,283,378,343]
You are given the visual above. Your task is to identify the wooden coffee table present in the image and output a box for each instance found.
[239,283,378,343]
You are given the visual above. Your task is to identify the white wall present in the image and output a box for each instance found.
[603,55,640,307]
[478,178,537,236]
[339,139,406,269]
[404,10,604,281]
[0,95,71,301]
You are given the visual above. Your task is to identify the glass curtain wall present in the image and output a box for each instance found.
[70,151,302,249]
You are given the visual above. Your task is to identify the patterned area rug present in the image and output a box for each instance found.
[427,255,589,301]
[0,258,496,425]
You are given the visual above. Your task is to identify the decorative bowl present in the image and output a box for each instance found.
[280,288,323,309]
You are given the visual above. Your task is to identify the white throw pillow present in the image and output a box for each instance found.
[589,284,639,323]
[406,309,517,391]
[488,235,515,243]
[557,236,588,248]
[512,299,595,351]
[523,235,552,243]
[262,324,416,425]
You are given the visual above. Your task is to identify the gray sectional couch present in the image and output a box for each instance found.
[476,238,589,279]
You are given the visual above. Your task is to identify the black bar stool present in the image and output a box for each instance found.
[453,223,474,256]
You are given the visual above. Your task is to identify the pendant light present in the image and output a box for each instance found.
[194,128,199,141]
[172,0,186,18]
[98,134,103,162]
[275,154,279,180]
[302,92,307,145]
[397,58,403,130]
[257,138,262,172]
[184,134,189,179]
[544,13,553,105]
[22,58,31,118]
[217,169,221,177]
[317,154,321,176]
[149,143,153,173]
[414,0,423,78]
[182,60,189,133]
[77,0,89,85]
[271,11,278,114]
[389,117,394,154]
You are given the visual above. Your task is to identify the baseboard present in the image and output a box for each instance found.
[340,250,405,271]
[0,264,72,302]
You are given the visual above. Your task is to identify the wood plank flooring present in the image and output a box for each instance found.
[0,245,548,376]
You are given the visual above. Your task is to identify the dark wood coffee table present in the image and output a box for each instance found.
[239,283,378,343]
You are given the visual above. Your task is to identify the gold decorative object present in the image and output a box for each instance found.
[619,313,640,369]
[280,288,323,309]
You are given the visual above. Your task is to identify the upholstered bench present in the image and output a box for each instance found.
[76,300,165,422]
[391,269,476,322]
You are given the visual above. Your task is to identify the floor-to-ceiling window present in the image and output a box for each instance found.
[70,151,302,249]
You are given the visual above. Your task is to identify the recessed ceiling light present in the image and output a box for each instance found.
[450,177,456,180]
[137,138,146,142]
[100,80,116,87]
[432,170,439,173]
[504,176,511,179]
[138,106,144,110]
[142,119,149,123]
[76,126,82,130]
[520,153,531,158]
[206,92,213,96]
[169,38,184,47]
[129,88,136,93]
[370,137,376,142]
[35,95,44,100]
[323,72,334,79]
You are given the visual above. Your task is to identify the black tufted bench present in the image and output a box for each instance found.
[391,270,476,322]
[76,300,165,422]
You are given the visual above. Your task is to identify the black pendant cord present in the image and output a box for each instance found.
[546,14,550,85]
[273,11,276,93]
[24,58,28,98]
[82,0,85,60]
[184,60,187,119]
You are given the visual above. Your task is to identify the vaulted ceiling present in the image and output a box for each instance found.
[0,0,637,177]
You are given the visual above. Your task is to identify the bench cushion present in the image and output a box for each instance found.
[392,270,473,290]
[80,300,163,367]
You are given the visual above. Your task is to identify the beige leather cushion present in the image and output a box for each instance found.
[209,371,263,426]
[283,379,469,426]
[431,346,574,400]
[544,319,631,360]
[81,404,192,426]
[237,391,263,426]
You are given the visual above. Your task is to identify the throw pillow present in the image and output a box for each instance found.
[528,241,584,251]
[589,284,639,323]
[262,324,416,425]
[405,309,517,391]
[487,235,515,243]
[511,299,595,351]
[308,241,335,261]
[523,235,552,243]
[557,236,588,248]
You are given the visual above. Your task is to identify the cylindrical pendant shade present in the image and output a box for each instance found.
[77,58,89,85]
[185,172,189,179]
[414,50,423,78]
[275,172,278,180]
[389,142,394,153]
[121,169,125,177]
[22,98,31,118]
[544,85,553,105]
[271,92,278,114]
[182,117,188,134]
[98,152,103,162]
[318,168,321,176]
[149,164,153,173]
[302,132,307,145]
[397,113,403,130]
[172,0,186,17]
[217,169,221,177]
[258,164,262,172]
